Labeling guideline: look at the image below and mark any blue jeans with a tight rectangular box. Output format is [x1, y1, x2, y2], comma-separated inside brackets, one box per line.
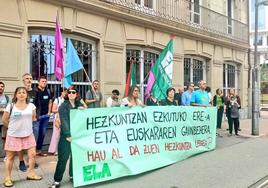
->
[34, 115, 50, 150]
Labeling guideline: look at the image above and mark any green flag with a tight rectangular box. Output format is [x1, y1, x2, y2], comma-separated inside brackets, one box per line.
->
[124, 61, 137, 96]
[130, 62, 136, 86]
[151, 39, 174, 100]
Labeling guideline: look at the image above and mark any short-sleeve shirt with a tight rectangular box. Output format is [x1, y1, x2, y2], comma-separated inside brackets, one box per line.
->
[181, 91, 192, 106]
[191, 90, 210, 107]
[27, 89, 36, 104]
[35, 88, 52, 116]
[86, 89, 102, 108]
[53, 96, 64, 108]
[106, 97, 121, 107]
[0, 95, 9, 125]
[5, 103, 36, 137]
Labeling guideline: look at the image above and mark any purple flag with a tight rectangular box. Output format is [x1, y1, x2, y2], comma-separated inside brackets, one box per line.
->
[54, 15, 64, 80]
[145, 62, 155, 101]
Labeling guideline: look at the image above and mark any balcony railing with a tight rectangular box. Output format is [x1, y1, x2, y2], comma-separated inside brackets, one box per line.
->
[102, 0, 248, 43]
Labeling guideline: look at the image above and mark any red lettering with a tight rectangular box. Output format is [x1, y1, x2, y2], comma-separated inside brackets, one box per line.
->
[87, 150, 106, 162]
[129, 145, 140, 156]
[112, 148, 123, 159]
[143, 144, 160, 154]
[165, 142, 192, 151]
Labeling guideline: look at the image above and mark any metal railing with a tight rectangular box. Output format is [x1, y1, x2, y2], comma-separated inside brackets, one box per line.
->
[103, 0, 248, 42]
[29, 35, 95, 100]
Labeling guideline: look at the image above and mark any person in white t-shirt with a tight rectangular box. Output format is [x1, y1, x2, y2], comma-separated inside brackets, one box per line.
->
[121, 86, 144, 107]
[106, 89, 121, 107]
[2, 87, 42, 187]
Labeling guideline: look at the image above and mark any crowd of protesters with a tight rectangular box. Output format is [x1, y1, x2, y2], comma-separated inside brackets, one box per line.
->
[0, 74, 242, 187]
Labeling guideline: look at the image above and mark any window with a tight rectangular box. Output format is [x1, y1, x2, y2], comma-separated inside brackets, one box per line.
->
[184, 57, 207, 87]
[253, 36, 263, 46]
[189, 0, 201, 24]
[134, 0, 155, 15]
[126, 48, 159, 101]
[135, 0, 153, 9]
[227, 0, 233, 34]
[29, 33, 97, 99]
[223, 63, 239, 96]
[258, 36, 263, 46]
[250, 0, 265, 30]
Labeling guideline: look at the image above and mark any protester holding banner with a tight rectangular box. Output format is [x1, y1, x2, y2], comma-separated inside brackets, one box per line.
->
[160, 87, 177, 106]
[50, 87, 84, 188]
[2, 87, 42, 187]
[146, 93, 159, 106]
[174, 86, 184, 106]
[121, 86, 144, 107]
[181, 83, 194, 106]
[224, 88, 241, 136]
[106, 89, 121, 107]
[191, 80, 210, 107]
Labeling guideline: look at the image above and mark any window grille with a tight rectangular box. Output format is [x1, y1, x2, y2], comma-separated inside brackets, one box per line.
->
[29, 34, 96, 99]
[126, 48, 159, 101]
[223, 63, 239, 96]
[184, 57, 207, 87]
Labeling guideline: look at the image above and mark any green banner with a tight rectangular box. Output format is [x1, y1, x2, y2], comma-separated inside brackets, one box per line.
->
[70, 106, 217, 187]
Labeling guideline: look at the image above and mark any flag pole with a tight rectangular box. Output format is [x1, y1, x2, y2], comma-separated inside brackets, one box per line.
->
[124, 59, 134, 97]
[61, 79, 64, 89]
[82, 67, 96, 96]
[82, 67, 92, 85]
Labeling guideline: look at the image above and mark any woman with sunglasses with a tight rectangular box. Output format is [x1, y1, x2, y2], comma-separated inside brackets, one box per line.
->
[50, 87, 85, 188]
[121, 86, 144, 107]
[2, 87, 42, 187]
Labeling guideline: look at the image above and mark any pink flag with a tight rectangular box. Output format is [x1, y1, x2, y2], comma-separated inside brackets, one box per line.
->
[145, 62, 155, 101]
[54, 15, 64, 80]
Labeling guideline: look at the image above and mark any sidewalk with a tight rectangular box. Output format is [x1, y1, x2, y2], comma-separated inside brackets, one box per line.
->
[0, 113, 268, 188]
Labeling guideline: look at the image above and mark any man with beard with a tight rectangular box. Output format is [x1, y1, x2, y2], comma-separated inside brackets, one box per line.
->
[85, 80, 103, 108]
[191, 80, 210, 107]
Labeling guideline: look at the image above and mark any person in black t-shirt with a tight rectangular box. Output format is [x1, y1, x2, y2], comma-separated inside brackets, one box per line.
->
[34, 76, 52, 155]
[160, 87, 177, 106]
[174, 86, 184, 106]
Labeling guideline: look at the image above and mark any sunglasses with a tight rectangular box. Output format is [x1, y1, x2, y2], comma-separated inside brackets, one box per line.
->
[68, 91, 77, 94]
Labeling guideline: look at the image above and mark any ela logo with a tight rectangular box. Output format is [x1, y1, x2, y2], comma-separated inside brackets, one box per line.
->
[83, 163, 111, 181]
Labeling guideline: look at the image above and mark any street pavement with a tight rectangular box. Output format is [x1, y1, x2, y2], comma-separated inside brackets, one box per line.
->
[1, 111, 268, 188]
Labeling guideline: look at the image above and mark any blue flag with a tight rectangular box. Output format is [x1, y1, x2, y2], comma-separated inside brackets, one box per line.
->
[64, 75, 73, 89]
[64, 38, 83, 88]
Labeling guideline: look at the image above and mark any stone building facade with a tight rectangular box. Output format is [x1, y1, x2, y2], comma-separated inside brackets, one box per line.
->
[0, 0, 250, 117]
